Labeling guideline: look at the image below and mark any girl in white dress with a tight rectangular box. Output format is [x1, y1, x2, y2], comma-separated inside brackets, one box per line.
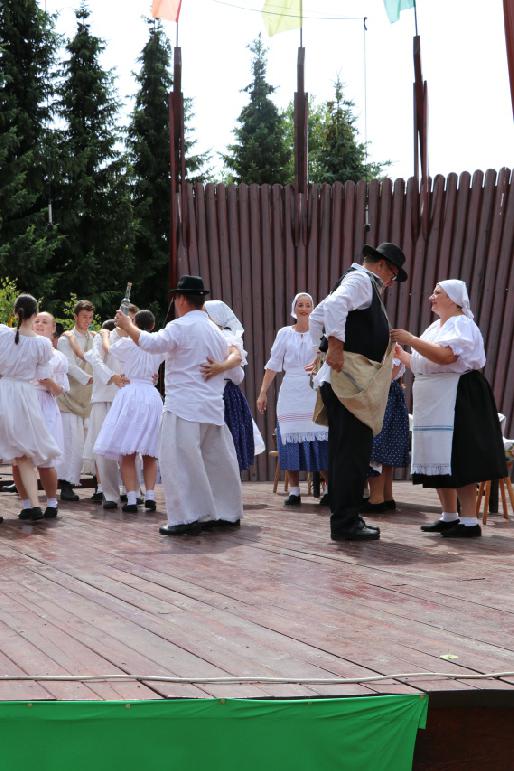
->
[0, 295, 61, 522]
[94, 310, 164, 513]
[13, 312, 70, 519]
[257, 293, 329, 506]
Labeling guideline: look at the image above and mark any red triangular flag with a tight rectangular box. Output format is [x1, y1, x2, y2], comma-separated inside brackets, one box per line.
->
[151, 0, 182, 22]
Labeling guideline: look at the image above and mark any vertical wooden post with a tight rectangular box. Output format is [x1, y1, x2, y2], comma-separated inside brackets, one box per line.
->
[168, 46, 186, 319]
[294, 46, 308, 195]
[413, 35, 429, 238]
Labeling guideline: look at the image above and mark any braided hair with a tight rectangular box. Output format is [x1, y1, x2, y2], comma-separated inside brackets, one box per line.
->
[14, 294, 38, 344]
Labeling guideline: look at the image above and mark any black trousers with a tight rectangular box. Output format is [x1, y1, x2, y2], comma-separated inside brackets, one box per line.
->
[321, 383, 373, 535]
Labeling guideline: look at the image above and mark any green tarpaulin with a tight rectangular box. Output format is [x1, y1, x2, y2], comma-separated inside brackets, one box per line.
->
[0, 695, 428, 770]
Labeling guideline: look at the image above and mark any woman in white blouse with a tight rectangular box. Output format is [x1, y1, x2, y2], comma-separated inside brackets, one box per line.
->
[392, 280, 506, 538]
[257, 293, 328, 506]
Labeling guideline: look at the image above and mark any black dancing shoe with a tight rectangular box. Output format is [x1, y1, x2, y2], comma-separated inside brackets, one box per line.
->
[420, 518, 459, 533]
[284, 494, 301, 506]
[159, 522, 201, 536]
[120, 493, 128, 503]
[319, 493, 330, 507]
[18, 508, 33, 520]
[102, 496, 118, 510]
[44, 506, 58, 519]
[2, 483, 17, 493]
[144, 499, 156, 512]
[360, 500, 388, 513]
[383, 499, 396, 510]
[206, 519, 241, 529]
[30, 507, 44, 521]
[441, 523, 482, 538]
[122, 503, 139, 513]
[60, 484, 79, 502]
[331, 524, 381, 542]
[91, 490, 103, 503]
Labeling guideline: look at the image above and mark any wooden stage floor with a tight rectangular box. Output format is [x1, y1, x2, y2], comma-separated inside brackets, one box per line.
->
[0, 480, 513, 702]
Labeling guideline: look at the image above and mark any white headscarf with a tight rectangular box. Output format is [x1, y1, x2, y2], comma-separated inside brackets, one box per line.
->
[437, 280, 474, 319]
[290, 292, 314, 319]
[204, 300, 243, 334]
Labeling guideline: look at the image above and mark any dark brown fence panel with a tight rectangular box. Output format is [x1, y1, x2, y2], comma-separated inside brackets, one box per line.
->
[179, 170, 514, 479]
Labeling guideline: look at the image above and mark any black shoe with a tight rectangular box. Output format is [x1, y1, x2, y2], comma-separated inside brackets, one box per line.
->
[60, 484, 79, 502]
[2, 483, 17, 493]
[159, 522, 201, 536]
[122, 503, 139, 513]
[102, 496, 118, 510]
[357, 515, 380, 532]
[284, 494, 301, 506]
[332, 524, 380, 542]
[145, 499, 156, 511]
[421, 518, 459, 533]
[203, 518, 240, 529]
[319, 493, 330, 507]
[120, 494, 128, 503]
[383, 499, 396, 510]
[0, 516, 3, 523]
[30, 507, 44, 522]
[18, 508, 33, 520]
[44, 506, 58, 519]
[441, 523, 482, 538]
[91, 490, 103, 503]
[360, 500, 387, 513]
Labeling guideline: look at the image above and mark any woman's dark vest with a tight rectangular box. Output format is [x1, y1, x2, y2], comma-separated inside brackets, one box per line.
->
[319, 267, 389, 362]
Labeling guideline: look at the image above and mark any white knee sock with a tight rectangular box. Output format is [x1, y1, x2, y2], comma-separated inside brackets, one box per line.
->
[289, 486, 300, 497]
[127, 490, 138, 505]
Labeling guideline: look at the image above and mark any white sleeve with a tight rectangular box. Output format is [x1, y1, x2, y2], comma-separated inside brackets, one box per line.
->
[84, 334, 115, 386]
[55, 353, 70, 393]
[323, 272, 373, 342]
[57, 336, 91, 385]
[138, 322, 179, 355]
[265, 328, 288, 372]
[35, 338, 53, 380]
[309, 301, 326, 348]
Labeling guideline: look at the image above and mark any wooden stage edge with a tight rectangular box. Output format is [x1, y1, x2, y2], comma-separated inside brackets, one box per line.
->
[0, 479, 513, 768]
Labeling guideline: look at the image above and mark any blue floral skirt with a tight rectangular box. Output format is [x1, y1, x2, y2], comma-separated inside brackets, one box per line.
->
[371, 379, 410, 468]
[277, 425, 328, 472]
[224, 381, 255, 471]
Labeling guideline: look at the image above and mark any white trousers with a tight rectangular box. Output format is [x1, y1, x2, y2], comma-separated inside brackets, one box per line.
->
[85, 402, 121, 503]
[57, 412, 86, 485]
[159, 412, 242, 527]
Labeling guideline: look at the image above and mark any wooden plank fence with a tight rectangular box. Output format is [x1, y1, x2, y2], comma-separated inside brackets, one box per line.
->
[176, 170, 514, 481]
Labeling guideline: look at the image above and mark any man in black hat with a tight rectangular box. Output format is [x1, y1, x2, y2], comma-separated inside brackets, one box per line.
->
[115, 275, 243, 535]
[309, 243, 408, 542]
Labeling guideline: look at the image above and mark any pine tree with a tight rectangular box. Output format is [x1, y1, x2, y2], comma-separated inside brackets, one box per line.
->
[0, 0, 60, 298]
[223, 35, 290, 185]
[309, 77, 389, 183]
[51, 2, 133, 317]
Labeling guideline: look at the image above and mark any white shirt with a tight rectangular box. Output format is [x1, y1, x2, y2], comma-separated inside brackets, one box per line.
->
[266, 326, 318, 373]
[309, 263, 381, 385]
[411, 316, 486, 376]
[110, 337, 164, 382]
[57, 329, 95, 385]
[84, 332, 123, 404]
[34, 348, 70, 394]
[0, 325, 53, 380]
[137, 310, 229, 425]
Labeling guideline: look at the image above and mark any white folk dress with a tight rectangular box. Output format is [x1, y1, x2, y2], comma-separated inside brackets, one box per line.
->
[93, 337, 164, 460]
[410, 315, 506, 486]
[266, 326, 328, 471]
[34, 348, 69, 468]
[0, 325, 61, 467]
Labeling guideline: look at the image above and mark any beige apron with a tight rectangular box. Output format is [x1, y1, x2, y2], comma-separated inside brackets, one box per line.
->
[57, 332, 94, 419]
[313, 343, 394, 436]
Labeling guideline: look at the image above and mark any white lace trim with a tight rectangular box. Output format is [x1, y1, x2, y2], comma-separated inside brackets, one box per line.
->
[281, 431, 328, 444]
[412, 464, 452, 476]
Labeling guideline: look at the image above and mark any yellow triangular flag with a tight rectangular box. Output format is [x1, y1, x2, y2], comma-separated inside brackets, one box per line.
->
[262, 0, 302, 37]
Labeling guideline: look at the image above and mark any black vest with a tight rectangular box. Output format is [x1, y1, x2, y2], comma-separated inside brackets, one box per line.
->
[342, 268, 389, 362]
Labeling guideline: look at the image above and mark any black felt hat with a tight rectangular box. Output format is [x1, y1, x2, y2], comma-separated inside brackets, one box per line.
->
[169, 275, 210, 295]
[362, 242, 408, 283]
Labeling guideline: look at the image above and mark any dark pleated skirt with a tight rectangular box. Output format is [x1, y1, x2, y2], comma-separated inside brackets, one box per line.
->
[412, 370, 507, 488]
[371, 379, 410, 468]
[224, 381, 255, 471]
[277, 425, 329, 472]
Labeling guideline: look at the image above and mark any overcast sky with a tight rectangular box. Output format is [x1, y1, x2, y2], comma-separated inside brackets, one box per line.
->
[42, 0, 514, 180]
